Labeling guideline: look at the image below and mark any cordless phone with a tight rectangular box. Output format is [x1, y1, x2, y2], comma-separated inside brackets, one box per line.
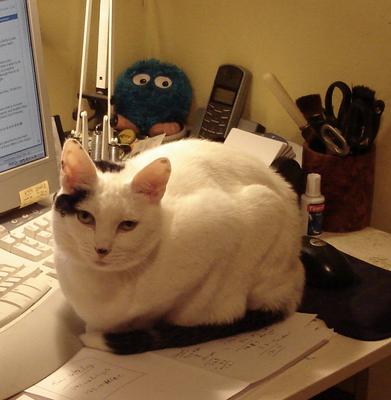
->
[198, 64, 251, 141]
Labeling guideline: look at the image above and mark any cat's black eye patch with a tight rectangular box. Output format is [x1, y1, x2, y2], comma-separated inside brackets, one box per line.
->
[54, 190, 88, 216]
[76, 210, 95, 226]
[118, 220, 138, 232]
[94, 160, 125, 173]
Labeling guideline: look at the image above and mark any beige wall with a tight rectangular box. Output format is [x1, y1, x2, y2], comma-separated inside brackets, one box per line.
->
[37, 0, 391, 233]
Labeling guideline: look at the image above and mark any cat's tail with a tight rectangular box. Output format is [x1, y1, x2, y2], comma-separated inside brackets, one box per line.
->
[271, 157, 305, 199]
[81, 309, 286, 355]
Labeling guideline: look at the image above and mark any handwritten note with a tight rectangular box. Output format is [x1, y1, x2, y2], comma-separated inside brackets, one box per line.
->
[34, 357, 144, 399]
[26, 313, 332, 400]
[323, 228, 391, 271]
[27, 349, 248, 400]
[19, 181, 50, 207]
[157, 314, 333, 382]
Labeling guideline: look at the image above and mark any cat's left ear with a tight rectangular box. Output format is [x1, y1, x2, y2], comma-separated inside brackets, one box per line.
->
[131, 158, 171, 203]
[60, 139, 98, 193]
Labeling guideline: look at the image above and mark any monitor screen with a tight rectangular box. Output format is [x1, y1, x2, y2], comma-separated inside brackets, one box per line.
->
[0, 0, 46, 173]
[0, 0, 59, 214]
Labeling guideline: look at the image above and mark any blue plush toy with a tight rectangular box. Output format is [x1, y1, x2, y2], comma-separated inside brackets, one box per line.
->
[113, 59, 192, 137]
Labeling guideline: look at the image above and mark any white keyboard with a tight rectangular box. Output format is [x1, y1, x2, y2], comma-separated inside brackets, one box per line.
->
[0, 208, 83, 400]
[0, 212, 57, 328]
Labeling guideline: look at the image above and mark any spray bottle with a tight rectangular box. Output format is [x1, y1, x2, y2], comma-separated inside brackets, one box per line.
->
[301, 173, 325, 236]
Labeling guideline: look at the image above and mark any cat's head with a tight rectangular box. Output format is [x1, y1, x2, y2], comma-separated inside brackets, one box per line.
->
[53, 139, 171, 272]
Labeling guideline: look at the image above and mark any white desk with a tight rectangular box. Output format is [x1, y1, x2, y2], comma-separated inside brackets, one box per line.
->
[235, 227, 391, 400]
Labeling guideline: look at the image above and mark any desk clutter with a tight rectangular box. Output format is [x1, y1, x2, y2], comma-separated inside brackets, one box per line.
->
[296, 81, 384, 157]
[298, 81, 383, 232]
[263, 73, 384, 233]
[24, 313, 333, 400]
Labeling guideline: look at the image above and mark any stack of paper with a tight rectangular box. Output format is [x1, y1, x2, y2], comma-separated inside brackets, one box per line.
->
[23, 313, 333, 400]
[224, 128, 296, 166]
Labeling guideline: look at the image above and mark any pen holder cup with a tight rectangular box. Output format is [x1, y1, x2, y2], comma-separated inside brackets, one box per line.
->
[302, 143, 375, 232]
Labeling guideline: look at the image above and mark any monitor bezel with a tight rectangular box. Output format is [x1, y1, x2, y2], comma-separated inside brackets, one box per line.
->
[0, 0, 59, 215]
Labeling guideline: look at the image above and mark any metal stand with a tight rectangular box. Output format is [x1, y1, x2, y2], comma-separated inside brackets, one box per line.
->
[71, 0, 116, 161]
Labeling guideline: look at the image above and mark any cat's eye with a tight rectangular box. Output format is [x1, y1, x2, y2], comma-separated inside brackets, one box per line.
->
[132, 73, 150, 86]
[118, 220, 138, 232]
[154, 76, 172, 89]
[76, 210, 95, 226]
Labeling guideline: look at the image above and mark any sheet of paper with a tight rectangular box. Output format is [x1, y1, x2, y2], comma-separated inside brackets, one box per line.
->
[26, 348, 247, 400]
[224, 128, 287, 166]
[27, 313, 332, 400]
[157, 313, 333, 382]
[323, 227, 391, 271]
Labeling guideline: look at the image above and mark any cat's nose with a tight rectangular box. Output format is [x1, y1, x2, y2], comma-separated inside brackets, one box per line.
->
[95, 247, 111, 257]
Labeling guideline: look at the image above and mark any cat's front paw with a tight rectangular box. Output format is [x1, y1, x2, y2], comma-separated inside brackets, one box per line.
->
[80, 331, 110, 352]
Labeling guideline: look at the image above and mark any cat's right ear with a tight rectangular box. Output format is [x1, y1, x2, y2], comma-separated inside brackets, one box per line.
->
[131, 158, 171, 203]
[60, 139, 97, 193]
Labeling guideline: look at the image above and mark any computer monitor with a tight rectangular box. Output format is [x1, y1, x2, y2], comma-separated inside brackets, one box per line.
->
[0, 0, 59, 215]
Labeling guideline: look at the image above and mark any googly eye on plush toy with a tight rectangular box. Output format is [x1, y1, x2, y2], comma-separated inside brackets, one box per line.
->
[112, 59, 193, 139]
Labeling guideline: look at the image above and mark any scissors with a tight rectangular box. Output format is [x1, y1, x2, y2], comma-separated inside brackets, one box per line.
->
[324, 81, 352, 129]
[319, 123, 350, 156]
[324, 81, 385, 153]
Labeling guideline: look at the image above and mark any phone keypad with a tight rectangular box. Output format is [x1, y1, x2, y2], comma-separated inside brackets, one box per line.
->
[199, 102, 231, 139]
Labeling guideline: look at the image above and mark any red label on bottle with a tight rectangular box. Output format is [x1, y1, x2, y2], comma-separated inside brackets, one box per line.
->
[307, 203, 325, 213]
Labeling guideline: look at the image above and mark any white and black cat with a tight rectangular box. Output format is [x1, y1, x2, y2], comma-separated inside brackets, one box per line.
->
[53, 138, 304, 354]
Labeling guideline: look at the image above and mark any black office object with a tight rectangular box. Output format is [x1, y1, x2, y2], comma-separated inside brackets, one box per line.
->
[198, 64, 251, 141]
[324, 81, 385, 154]
[324, 80, 352, 129]
[300, 236, 358, 289]
[300, 246, 391, 341]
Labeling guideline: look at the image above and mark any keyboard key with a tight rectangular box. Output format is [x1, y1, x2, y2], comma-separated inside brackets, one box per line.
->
[34, 242, 53, 258]
[0, 210, 55, 330]
[23, 224, 40, 238]
[0, 282, 14, 289]
[35, 231, 52, 244]
[10, 232, 26, 242]
[0, 235, 17, 252]
[43, 256, 55, 269]
[5, 277, 22, 284]
[12, 284, 41, 299]
[24, 276, 50, 292]
[46, 270, 58, 279]
[14, 265, 40, 279]
[11, 243, 43, 261]
[22, 237, 41, 248]
[0, 282, 50, 328]
[0, 225, 8, 238]
[0, 301, 19, 327]
[34, 219, 50, 229]
[2, 292, 31, 308]
[0, 265, 18, 273]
